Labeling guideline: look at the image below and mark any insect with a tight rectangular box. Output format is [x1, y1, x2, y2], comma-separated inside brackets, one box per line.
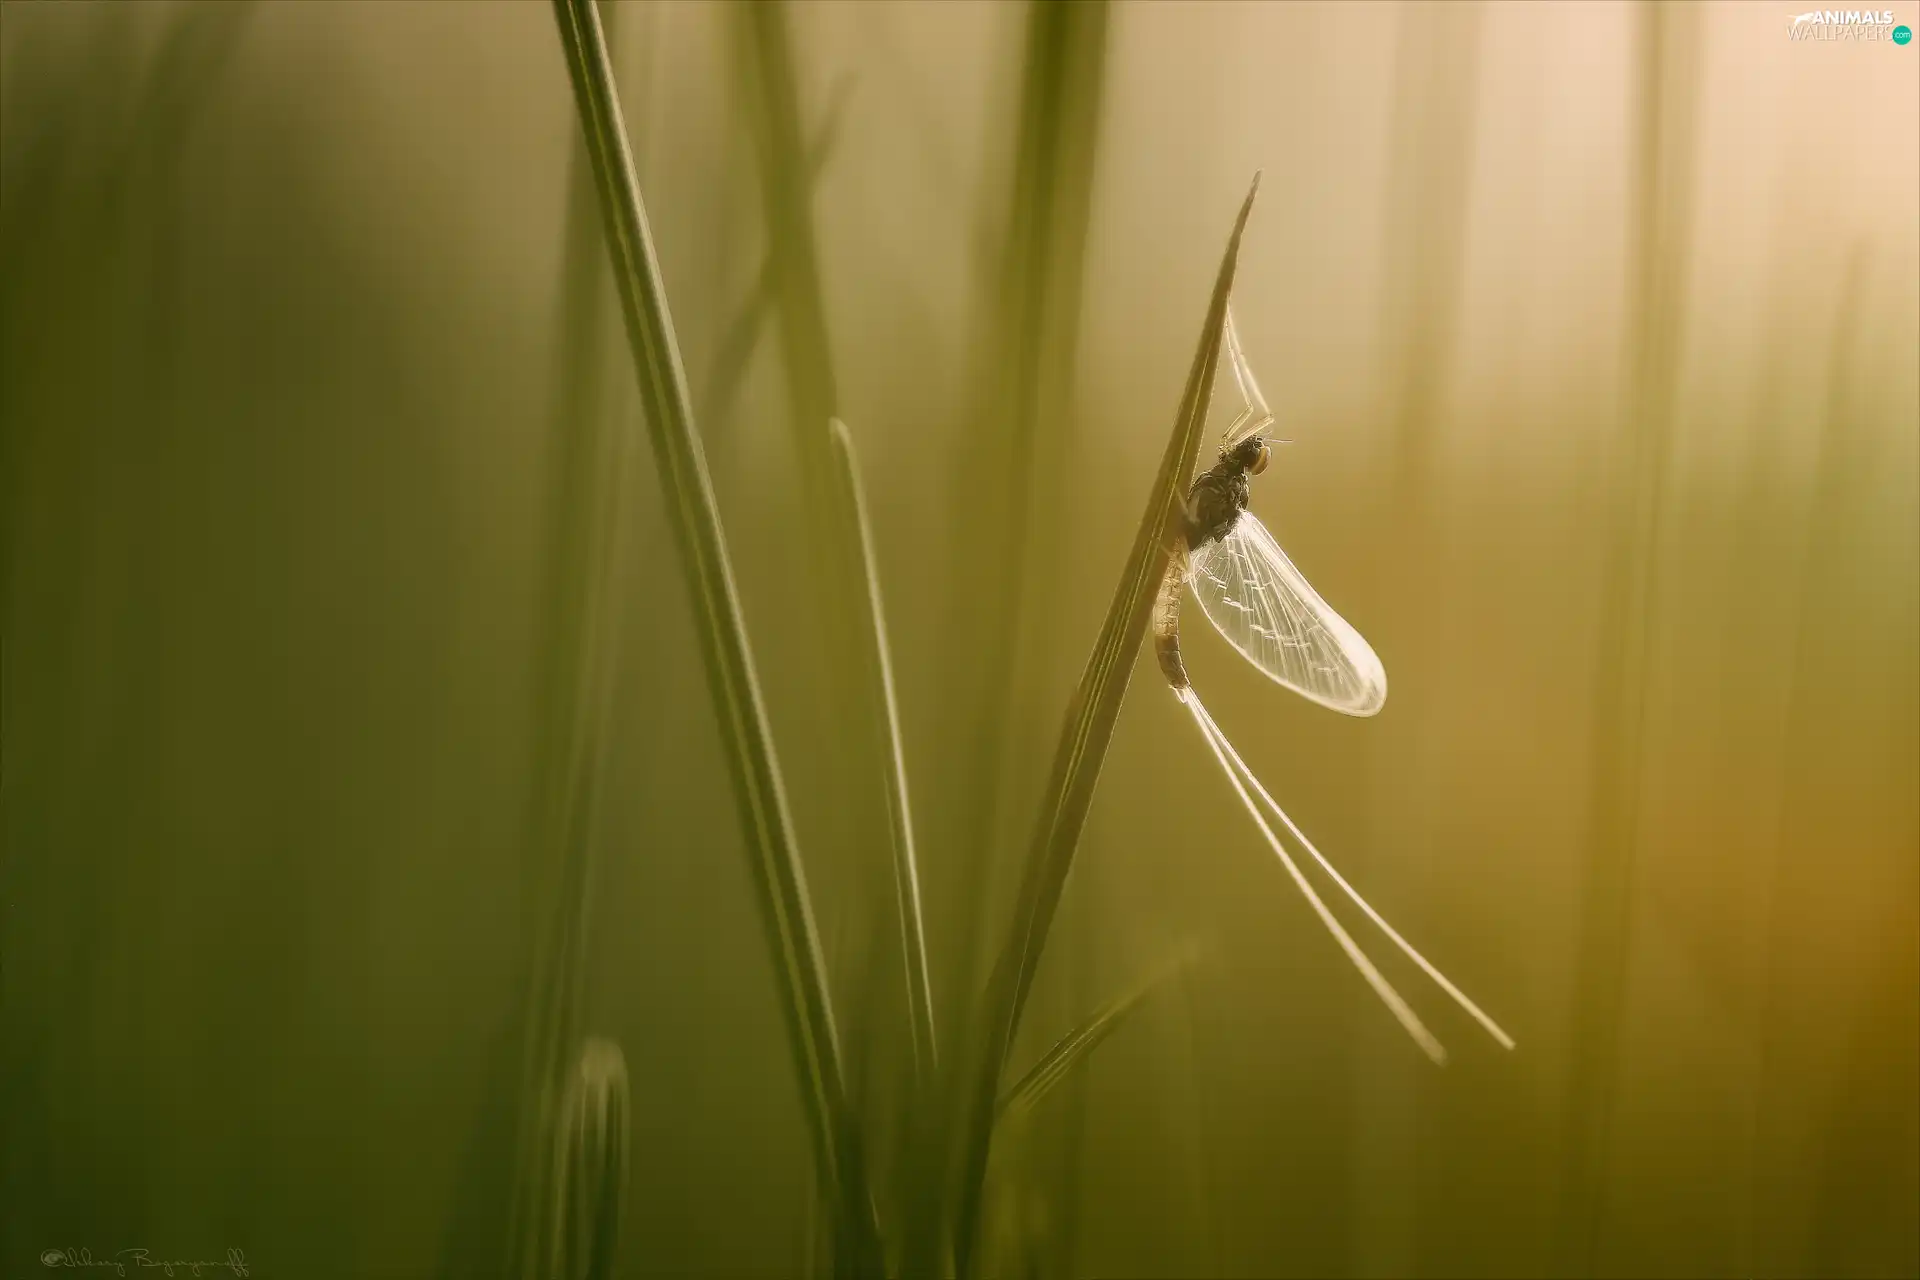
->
[1157, 307, 1511, 1064]
[1154, 309, 1386, 715]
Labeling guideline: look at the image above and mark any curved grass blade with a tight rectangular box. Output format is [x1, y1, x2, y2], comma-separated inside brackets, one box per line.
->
[950, 173, 1262, 1279]
[997, 943, 1201, 1122]
[549, 2, 880, 1271]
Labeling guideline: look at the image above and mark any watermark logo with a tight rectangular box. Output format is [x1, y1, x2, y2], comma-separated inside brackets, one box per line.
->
[38, 1246, 250, 1277]
[1781, 8, 1904, 37]
[1787, 9, 1907, 39]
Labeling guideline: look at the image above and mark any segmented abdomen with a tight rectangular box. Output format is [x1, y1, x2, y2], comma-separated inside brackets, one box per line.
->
[1153, 547, 1191, 693]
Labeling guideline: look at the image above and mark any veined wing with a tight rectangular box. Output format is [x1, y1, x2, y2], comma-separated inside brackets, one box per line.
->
[1188, 512, 1388, 716]
[1219, 306, 1273, 449]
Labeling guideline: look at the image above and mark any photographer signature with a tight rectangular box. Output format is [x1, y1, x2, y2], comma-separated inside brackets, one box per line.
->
[39, 1247, 250, 1277]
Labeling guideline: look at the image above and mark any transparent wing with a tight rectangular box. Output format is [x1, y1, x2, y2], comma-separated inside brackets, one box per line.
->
[1219, 306, 1273, 449]
[1188, 512, 1388, 716]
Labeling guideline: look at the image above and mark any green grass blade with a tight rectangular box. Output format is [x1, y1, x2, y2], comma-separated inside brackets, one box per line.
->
[736, 8, 894, 1082]
[941, 0, 1111, 1028]
[1554, 4, 1702, 1271]
[548, 1037, 632, 1280]
[508, 5, 632, 1271]
[829, 418, 939, 1082]
[949, 173, 1261, 1279]
[738, 1, 841, 509]
[701, 72, 855, 436]
[548, 2, 881, 1271]
[829, 415, 943, 1278]
[996, 944, 1200, 1122]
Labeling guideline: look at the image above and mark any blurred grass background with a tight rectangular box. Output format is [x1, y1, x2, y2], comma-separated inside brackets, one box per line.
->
[2, 2, 1915, 1277]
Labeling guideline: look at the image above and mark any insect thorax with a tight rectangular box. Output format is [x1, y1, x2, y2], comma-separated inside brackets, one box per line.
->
[1185, 457, 1251, 550]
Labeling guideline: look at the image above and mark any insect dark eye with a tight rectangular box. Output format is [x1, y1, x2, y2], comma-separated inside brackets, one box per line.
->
[1250, 442, 1270, 475]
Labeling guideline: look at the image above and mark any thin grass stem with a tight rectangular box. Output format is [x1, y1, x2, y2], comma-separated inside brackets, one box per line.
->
[829, 418, 938, 1081]
[549, 2, 880, 1270]
[997, 943, 1199, 1121]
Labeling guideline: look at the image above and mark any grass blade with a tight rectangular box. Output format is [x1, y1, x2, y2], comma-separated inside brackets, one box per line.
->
[909, 12, 1114, 1271]
[548, 1037, 632, 1280]
[997, 944, 1200, 1122]
[941, 0, 1111, 1028]
[1555, 4, 1701, 1270]
[507, 6, 633, 1271]
[548, 2, 881, 1270]
[949, 173, 1262, 1279]
[738, 1, 842, 513]
[701, 71, 855, 436]
[830, 416, 942, 1277]
[829, 418, 938, 1082]
[736, 8, 893, 1084]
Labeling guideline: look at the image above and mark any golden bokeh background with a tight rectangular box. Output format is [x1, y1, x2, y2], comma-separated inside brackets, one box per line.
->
[3, 3, 1914, 1277]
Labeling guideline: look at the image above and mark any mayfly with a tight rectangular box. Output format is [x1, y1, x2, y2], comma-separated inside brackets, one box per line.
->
[1155, 307, 1513, 1064]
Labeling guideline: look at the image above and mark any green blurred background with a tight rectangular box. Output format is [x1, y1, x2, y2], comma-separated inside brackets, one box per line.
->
[3, 2, 1915, 1277]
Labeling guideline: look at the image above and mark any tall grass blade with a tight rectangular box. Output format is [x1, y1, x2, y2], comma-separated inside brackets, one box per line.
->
[905, 12, 1113, 1271]
[1555, 4, 1700, 1270]
[549, 2, 881, 1271]
[829, 418, 938, 1081]
[997, 944, 1200, 1122]
[508, 6, 632, 1272]
[1350, 7, 1485, 1266]
[735, 3, 860, 688]
[1751, 246, 1877, 1273]
[0, 0, 251, 734]
[702, 72, 855, 436]
[949, 173, 1262, 1279]
[830, 416, 942, 1278]
[942, 0, 1111, 1029]
[736, 6, 892, 1073]
[737, 1, 842, 517]
[736, 13, 928, 1258]
[548, 1037, 632, 1280]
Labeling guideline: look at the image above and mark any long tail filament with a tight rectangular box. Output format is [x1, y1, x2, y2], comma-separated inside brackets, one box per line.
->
[1180, 687, 1515, 1062]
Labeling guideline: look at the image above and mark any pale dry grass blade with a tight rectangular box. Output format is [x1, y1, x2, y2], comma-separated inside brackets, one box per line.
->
[949, 174, 1262, 1280]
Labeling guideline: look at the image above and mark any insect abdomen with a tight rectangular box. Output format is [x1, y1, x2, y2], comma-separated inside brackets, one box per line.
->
[1153, 550, 1190, 694]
